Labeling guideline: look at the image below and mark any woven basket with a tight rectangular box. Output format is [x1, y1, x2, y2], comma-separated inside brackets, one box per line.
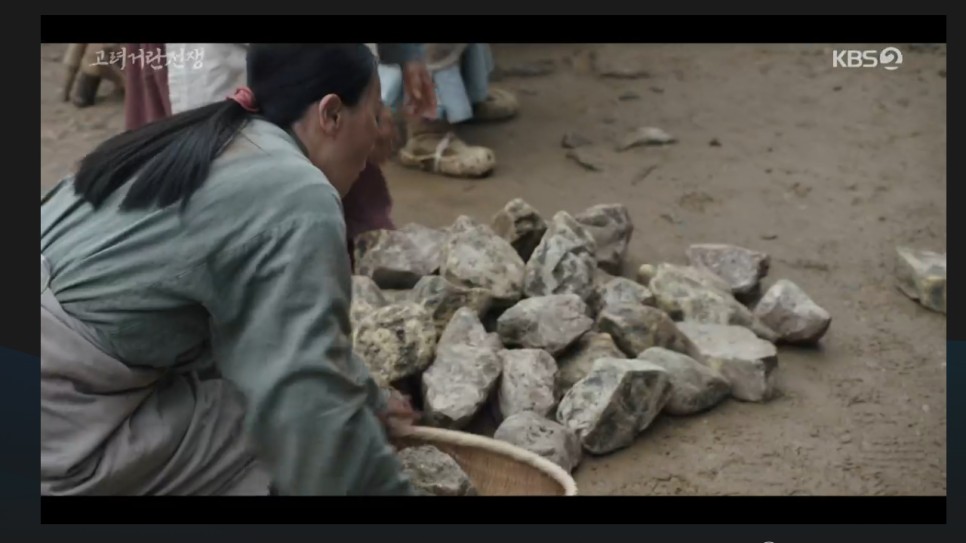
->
[391, 425, 578, 496]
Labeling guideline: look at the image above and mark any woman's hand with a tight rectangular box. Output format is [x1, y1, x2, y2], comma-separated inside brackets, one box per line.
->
[402, 61, 438, 119]
[378, 388, 420, 436]
[370, 104, 398, 165]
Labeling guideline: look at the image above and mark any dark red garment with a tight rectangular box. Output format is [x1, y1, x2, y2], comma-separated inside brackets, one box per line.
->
[122, 43, 172, 131]
[343, 161, 396, 269]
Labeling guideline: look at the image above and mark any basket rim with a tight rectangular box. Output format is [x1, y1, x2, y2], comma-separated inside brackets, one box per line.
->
[394, 425, 579, 496]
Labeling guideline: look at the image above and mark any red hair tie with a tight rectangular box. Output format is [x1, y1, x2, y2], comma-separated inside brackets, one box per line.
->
[228, 86, 259, 112]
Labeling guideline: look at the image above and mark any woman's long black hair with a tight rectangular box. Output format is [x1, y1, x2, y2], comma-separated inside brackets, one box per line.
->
[72, 44, 377, 211]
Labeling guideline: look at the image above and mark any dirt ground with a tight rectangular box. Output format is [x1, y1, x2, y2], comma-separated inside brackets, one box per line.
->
[40, 43, 947, 496]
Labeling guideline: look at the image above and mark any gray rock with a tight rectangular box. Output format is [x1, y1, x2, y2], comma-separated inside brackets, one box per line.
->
[448, 214, 485, 235]
[497, 349, 558, 420]
[591, 276, 655, 315]
[399, 223, 447, 271]
[381, 288, 414, 305]
[556, 358, 672, 454]
[555, 332, 627, 398]
[597, 304, 695, 358]
[895, 246, 946, 313]
[437, 307, 490, 350]
[676, 322, 778, 402]
[638, 262, 731, 295]
[574, 204, 633, 274]
[351, 274, 386, 306]
[497, 294, 594, 356]
[638, 347, 731, 415]
[491, 198, 548, 262]
[493, 411, 582, 472]
[350, 275, 387, 329]
[485, 332, 504, 352]
[524, 211, 598, 301]
[422, 308, 502, 429]
[753, 279, 831, 343]
[440, 215, 526, 304]
[411, 276, 493, 336]
[686, 243, 770, 295]
[422, 345, 502, 430]
[643, 263, 778, 342]
[353, 304, 437, 387]
[397, 445, 477, 496]
[353, 228, 439, 289]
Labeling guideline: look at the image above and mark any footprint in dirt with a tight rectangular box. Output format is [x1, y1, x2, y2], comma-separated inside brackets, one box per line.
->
[790, 182, 812, 198]
[678, 191, 716, 213]
[491, 59, 556, 80]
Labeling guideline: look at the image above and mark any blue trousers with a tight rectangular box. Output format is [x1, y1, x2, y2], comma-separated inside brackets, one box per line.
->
[379, 44, 494, 124]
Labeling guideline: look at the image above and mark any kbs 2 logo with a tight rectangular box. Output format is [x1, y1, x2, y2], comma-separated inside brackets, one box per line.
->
[832, 47, 904, 70]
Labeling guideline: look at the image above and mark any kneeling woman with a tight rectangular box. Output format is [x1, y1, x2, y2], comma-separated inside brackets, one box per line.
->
[41, 45, 419, 495]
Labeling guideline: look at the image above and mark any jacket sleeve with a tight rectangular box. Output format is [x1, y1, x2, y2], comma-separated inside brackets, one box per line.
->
[362, 353, 389, 413]
[376, 43, 424, 66]
[205, 185, 414, 496]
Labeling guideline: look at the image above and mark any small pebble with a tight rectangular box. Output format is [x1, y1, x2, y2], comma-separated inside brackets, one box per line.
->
[660, 213, 680, 225]
[566, 148, 605, 172]
[618, 126, 676, 151]
[709, 138, 722, 147]
[561, 131, 592, 149]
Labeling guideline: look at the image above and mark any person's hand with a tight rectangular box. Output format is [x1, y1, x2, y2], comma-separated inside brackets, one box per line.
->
[369, 104, 398, 165]
[402, 61, 438, 120]
[378, 388, 420, 436]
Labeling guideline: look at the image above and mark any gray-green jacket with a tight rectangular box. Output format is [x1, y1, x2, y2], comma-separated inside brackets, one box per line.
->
[40, 118, 415, 495]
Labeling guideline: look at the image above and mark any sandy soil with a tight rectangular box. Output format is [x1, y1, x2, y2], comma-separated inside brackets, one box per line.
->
[40, 43, 947, 496]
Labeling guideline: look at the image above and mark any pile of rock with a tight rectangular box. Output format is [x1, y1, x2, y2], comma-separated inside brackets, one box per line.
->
[350, 199, 832, 481]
